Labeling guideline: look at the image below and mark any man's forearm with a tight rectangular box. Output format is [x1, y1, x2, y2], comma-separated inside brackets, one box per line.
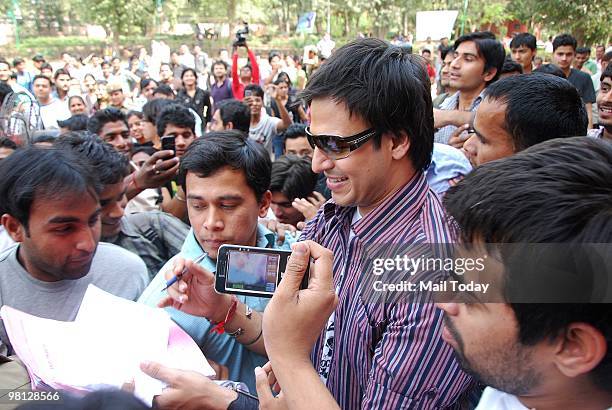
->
[223, 302, 267, 356]
[271, 358, 339, 410]
[586, 103, 593, 129]
[434, 109, 472, 128]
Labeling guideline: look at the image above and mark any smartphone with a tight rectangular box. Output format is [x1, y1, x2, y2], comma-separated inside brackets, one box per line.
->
[161, 135, 176, 155]
[244, 89, 253, 97]
[215, 244, 309, 298]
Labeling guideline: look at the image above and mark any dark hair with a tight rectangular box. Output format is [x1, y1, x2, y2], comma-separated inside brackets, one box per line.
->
[212, 60, 228, 71]
[601, 64, 612, 82]
[111, 56, 121, 63]
[142, 98, 174, 123]
[156, 103, 195, 137]
[55, 131, 129, 185]
[283, 123, 307, 140]
[576, 46, 590, 55]
[179, 130, 271, 201]
[181, 67, 198, 81]
[140, 78, 158, 91]
[31, 130, 60, 143]
[421, 48, 431, 55]
[160, 62, 172, 71]
[0, 59, 9, 69]
[270, 155, 318, 201]
[454, 31, 506, 85]
[68, 95, 86, 107]
[40, 62, 53, 72]
[533, 63, 566, 78]
[87, 107, 128, 135]
[32, 54, 45, 63]
[276, 71, 292, 87]
[153, 84, 174, 97]
[84, 73, 96, 83]
[132, 145, 157, 157]
[58, 114, 89, 131]
[500, 56, 523, 76]
[0, 137, 17, 150]
[244, 84, 264, 98]
[32, 74, 52, 86]
[127, 110, 144, 121]
[268, 51, 281, 64]
[0, 82, 12, 103]
[483, 74, 587, 150]
[299, 38, 434, 171]
[603, 51, 612, 64]
[217, 99, 250, 133]
[12, 58, 24, 66]
[440, 46, 454, 61]
[553, 34, 577, 52]
[509, 33, 536, 51]
[0, 146, 101, 230]
[444, 137, 612, 394]
[53, 68, 71, 81]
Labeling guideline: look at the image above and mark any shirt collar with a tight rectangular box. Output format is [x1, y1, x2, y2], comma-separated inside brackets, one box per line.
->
[322, 171, 430, 238]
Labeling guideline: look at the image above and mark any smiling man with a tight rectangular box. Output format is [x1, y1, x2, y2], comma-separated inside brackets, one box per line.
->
[588, 64, 612, 141]
[0, 147, 147, 355]
[434, 31, 505, 144]
[440, 137, 612, 410]
[87, 107, 132, 157]
[461, 73, 587, 166]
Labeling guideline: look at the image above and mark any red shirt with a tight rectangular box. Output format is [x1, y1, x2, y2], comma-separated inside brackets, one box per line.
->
[232, 49, 260, 100]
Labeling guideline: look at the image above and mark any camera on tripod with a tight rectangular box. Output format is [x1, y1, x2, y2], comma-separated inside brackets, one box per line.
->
[234, 21, 249, 47]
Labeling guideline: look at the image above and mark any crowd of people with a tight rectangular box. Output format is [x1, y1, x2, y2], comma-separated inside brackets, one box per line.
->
[0, 28, 611, 410]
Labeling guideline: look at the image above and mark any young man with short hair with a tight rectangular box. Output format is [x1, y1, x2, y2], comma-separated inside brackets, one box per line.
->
[460, 74, 587, 166]
[210, 60, 233, 111]
[245, 84, 291, 158]
[270, 155, 320, 227]
[231, 42, 260, 100]
[53, 68, 71, 103]
[138, 131, 293, 393]
[440, 137, 612, 410]
[87, 107, 132, 156]
[209, 98, 250, 133]
[553, 34, 596, 129]
[575, 46, 598, 75]
[434, 31, 505, 144]
[32, 74, 71, 129]
[509, 32, 537, 74]
[0, 147, 148, 355]
[588, 64, 612, 141]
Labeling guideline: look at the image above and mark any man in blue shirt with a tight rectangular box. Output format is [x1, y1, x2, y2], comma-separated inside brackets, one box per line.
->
[138, 130, 293, 391]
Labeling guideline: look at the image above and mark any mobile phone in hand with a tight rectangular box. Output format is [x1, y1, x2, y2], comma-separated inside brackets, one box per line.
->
[161, 135, 176, 155]
[215, 244, 310, 298]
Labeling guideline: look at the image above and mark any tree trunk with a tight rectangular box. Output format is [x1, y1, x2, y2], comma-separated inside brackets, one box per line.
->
[113, 29, 120, 54]
[343, 9, 349, 36]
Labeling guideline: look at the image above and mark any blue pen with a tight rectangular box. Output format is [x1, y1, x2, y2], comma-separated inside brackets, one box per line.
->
[162, 253, 208, 291]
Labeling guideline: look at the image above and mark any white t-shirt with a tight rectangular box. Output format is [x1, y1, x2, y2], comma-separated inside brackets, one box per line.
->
[475, 388, 530, 410]
[249, 113, 281, 158]
[39, 98, 70, 129]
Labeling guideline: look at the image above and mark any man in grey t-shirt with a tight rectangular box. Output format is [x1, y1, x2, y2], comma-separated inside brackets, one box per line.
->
[0, 147, 148, 355]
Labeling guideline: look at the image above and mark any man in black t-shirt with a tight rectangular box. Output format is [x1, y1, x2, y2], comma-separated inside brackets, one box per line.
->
[552, 34, 596, 129]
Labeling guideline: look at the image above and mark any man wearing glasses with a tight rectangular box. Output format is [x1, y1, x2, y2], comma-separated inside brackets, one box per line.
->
[296, 37, 475, 408]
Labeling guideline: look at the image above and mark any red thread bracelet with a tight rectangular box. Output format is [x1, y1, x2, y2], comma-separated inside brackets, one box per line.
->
[210, 296, 238, 334]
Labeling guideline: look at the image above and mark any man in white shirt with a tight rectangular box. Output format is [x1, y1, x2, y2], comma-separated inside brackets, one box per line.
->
[32, 75, 70, 129]
[244, 84, 291, 159]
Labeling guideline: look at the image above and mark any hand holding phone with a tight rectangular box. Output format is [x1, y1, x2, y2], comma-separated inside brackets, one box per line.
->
[161, 135, 176, 156]
[215, 245, 310, 298]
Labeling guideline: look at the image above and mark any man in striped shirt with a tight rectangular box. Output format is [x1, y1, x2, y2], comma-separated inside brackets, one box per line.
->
[296, 38, 475, 408]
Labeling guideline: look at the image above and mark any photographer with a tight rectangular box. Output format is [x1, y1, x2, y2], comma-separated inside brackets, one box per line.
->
[231, 29, 260, 100]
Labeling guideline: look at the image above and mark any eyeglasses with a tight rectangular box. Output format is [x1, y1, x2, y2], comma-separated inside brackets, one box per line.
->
[305, 127, 378, 160]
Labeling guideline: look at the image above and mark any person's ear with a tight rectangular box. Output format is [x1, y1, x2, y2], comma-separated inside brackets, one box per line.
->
[483, 67, 498, 83]
[390, 131, 410, 160]
[1, 214, 26, 242]
[258, 190, 272, 218]
[553, 322, 607, 378]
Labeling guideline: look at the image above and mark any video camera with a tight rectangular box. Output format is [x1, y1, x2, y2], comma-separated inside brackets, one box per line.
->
[234, 21, 249, 47]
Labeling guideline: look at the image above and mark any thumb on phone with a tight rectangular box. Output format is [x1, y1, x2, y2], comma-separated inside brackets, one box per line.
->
[279, 242, 310, 294]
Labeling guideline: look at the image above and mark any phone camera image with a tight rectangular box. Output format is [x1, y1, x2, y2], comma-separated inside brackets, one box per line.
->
[226, 250, 279, 295]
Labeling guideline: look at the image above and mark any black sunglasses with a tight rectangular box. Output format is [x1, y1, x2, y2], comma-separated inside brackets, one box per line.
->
[305, 127, 378, 159]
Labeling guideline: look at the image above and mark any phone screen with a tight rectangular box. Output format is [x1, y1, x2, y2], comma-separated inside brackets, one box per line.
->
[225, 250, 280, 295]
[244, 90, 253, 97]
[161, 135, 176, 155]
